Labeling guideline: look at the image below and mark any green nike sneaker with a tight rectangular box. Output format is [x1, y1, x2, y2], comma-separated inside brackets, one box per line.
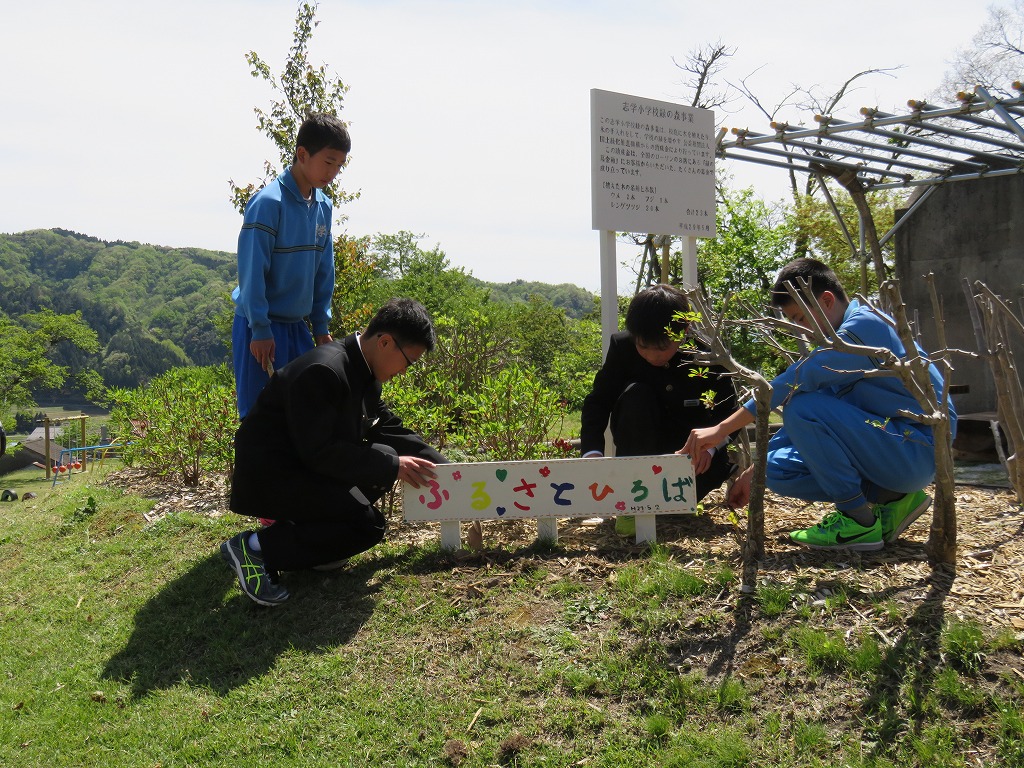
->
[790, 510, 883, 552]
[880, 490, 931, 544]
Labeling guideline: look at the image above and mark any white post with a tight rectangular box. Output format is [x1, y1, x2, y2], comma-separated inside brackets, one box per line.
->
[439, 521, 461, 550]
[599, 229, 618, 356]
[680, 235, 698, 292]
[599, 229, 617, 457]
[537, 517, 558, 543]
[635, 514, 657, 544]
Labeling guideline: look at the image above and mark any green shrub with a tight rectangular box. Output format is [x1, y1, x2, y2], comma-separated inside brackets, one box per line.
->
[462, 364, 562, 461]
[108, 364, 237, 485]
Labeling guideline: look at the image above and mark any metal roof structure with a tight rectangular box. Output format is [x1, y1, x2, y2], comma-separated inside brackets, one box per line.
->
[716, 84, 1024, 194]
[710, 83, 1024, 285]
[629, 84, 1024, 316]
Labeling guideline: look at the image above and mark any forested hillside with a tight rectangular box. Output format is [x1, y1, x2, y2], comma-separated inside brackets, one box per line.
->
[469, 278, 598, 320]
[0, 229, 599, 398]
[0, 229, 234, 390]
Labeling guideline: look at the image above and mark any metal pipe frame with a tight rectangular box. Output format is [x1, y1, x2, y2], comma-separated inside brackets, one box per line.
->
[719, 91, 1024, 193]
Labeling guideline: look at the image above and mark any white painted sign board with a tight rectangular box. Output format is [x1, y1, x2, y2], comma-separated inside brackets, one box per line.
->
[403, 454, 696, 523]
[590, 88, 716, 237]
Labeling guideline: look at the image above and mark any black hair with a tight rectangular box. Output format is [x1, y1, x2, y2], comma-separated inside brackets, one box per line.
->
[770, 258, 848, 308]
[364, 298, 436, 352]
[295, 112, 351, 159]
[625, 284, 690, 343]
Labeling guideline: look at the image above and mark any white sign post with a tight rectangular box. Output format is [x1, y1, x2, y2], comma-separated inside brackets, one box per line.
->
[590, 89, 716, 351]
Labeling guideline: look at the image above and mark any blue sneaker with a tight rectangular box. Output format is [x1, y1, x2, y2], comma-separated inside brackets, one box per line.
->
[790, 510, 883, 552]
[880, 490, 931, 544]
[220, 532, 289, 606]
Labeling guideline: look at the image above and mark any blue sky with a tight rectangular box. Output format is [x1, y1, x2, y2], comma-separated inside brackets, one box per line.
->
[0, 0, 999, 291]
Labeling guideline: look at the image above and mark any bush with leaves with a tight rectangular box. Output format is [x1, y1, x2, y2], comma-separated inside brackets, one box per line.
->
[108, 365, 237, 486]
[461, 364, 564, 461]
[385, 363, 566, 463]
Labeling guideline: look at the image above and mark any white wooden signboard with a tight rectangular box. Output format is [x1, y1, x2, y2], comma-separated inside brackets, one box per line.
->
[403, 454, 696, 549]
[590, 88, 716, 237]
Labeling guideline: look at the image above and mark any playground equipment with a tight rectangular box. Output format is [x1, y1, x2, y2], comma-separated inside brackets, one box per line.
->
[39, 414, 121, 487]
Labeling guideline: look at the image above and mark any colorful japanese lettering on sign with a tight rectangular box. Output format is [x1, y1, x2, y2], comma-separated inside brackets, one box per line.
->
[403, 454, 696, 522]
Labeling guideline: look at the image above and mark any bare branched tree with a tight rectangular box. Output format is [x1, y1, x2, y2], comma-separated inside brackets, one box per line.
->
[940, 0, 1024, 100]
[672, 41, 738, 114]
[963, 279, 1024, 502]
[630, 43, 739, 289]
[680, 289, 773, 590]
[732, 67, 901, 204]
[685, 276, 962, 572]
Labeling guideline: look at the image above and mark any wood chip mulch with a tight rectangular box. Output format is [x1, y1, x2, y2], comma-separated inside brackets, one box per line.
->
[105, 468, 1024, 636]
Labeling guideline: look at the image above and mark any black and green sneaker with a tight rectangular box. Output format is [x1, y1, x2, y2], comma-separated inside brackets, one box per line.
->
[790, 509, 883, 552]
[220, 532, 290, 606]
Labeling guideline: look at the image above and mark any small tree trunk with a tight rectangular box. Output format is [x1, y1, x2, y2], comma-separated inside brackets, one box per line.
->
[833, 170, 887, 291]
[882, 281, 958, 565]
[925, 418, 958, 563]
[741, 384, 772, 590]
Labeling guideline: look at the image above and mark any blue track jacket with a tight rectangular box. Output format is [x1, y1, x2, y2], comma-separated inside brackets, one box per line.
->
[232, 167, 335, 341]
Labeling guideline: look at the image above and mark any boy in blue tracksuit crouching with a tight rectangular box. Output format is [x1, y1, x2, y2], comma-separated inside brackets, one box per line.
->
[232, 112, 351, 419]
[683, 257, 957, 551]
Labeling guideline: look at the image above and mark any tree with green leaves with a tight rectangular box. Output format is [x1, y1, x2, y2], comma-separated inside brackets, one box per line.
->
[228, 0, 358, 217]
[788, 184, 905, 296]
[693, 184, 793, 375]
[0, 310, 100, 420]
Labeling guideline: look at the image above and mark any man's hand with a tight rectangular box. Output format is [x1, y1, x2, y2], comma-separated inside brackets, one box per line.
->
[397, 456, 437, 489]
[726, 465, 753, 510]
[314, 333, 333, 346]
[250, 338, 275, 373]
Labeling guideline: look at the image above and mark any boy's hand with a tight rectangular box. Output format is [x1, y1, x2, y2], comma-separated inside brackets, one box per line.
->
[688, 447, 715, 475]
[397, 456, 437, 489]
[726, 466, 753, 510]
[679, 426, 724, 472]
[250, 339, 275, 373]
[314, 334, 333, 346]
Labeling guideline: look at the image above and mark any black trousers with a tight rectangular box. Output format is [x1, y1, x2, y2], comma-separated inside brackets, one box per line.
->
[232, 443, 396, 572]
[610, 382, 734, 503]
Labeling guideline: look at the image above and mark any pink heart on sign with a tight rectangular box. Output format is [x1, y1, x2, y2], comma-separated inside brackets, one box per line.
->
[652, 465, 663, 474]
[615, 501, 626, 511]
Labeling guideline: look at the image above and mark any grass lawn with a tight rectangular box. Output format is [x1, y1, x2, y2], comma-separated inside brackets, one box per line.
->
[1, 465, 1022, 767]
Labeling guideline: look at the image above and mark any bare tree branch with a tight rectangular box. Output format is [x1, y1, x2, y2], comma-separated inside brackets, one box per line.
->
[672, 41, 738, 113]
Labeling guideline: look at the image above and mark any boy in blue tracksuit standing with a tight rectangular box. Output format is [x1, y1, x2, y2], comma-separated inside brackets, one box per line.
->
[232, 112, 351, 419]
[683, 258, 957, 552]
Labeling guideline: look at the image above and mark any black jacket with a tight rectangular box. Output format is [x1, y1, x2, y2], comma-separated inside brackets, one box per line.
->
[231, 333, 442, 515]
[580, 331, 737, 456]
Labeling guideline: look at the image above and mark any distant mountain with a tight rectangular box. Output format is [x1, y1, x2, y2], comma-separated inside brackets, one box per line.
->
[468, 277, 598, 320]
[0, 229, 234, 390]
[0, 229, 599, 395]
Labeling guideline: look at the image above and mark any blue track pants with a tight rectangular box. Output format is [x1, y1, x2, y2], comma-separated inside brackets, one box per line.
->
[765, 391, 936, 512]
[232, 315, 315, 419]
